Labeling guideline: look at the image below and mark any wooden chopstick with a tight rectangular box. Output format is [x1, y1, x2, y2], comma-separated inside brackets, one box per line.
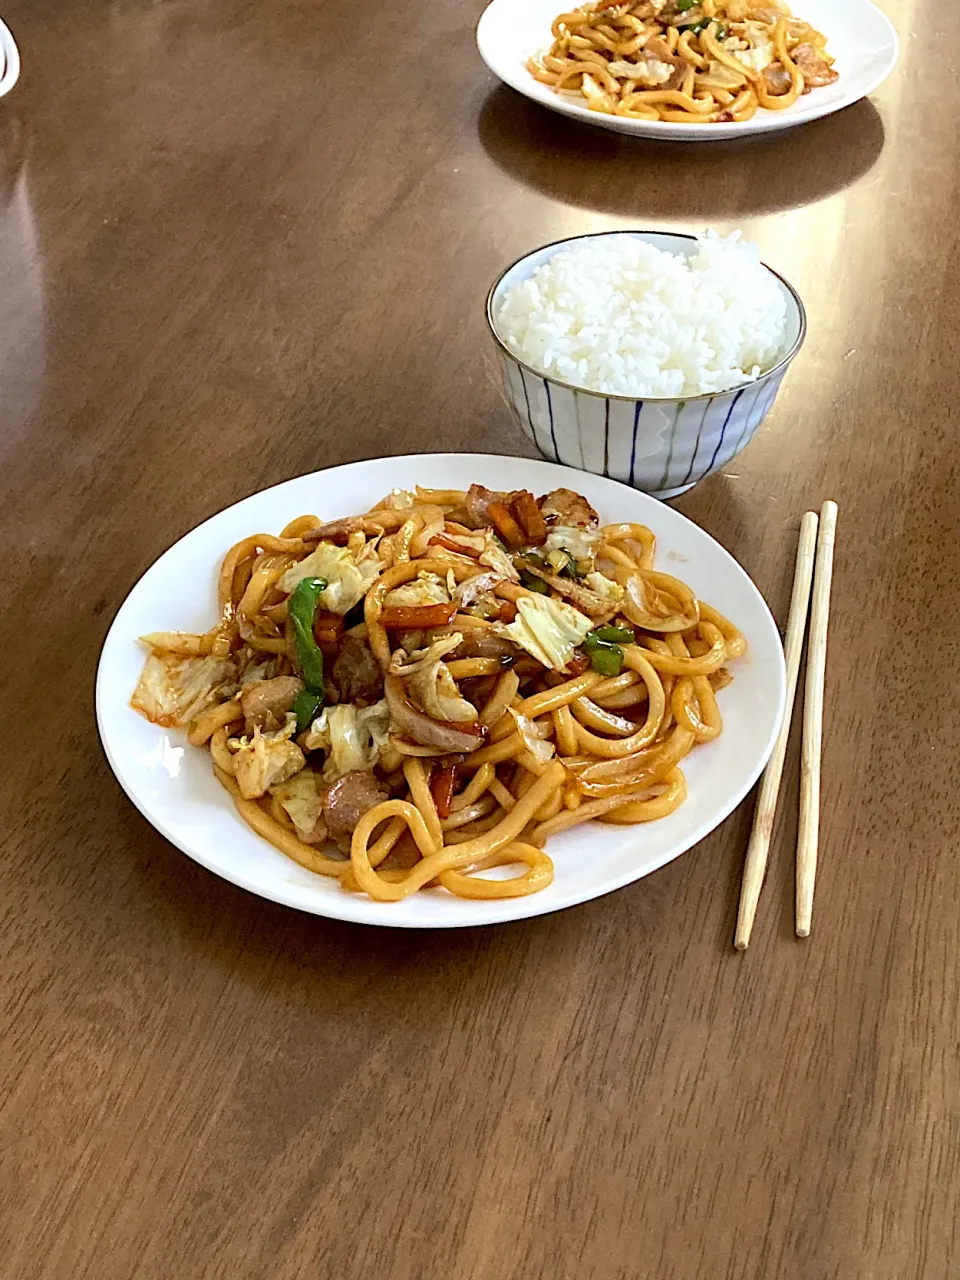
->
[734, 511, 820, 951]
[796, 500, 838, 938]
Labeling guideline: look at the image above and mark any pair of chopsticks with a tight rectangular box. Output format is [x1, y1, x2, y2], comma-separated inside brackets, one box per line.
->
[735, 501, 838, 951]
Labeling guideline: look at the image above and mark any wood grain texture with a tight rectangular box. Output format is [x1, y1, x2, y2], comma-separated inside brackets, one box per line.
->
[1, 2, 957, 1277]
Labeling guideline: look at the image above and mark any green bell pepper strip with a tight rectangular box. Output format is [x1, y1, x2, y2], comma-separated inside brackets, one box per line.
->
[288, 577, 327, 727]
[680, 17, 723, 36]
[590, 625, 635, 645]
[519, 570, 550, 595]
[588, 643, 624, 677]
[582, 629, 627, 676]
[293, 690, 323, 734]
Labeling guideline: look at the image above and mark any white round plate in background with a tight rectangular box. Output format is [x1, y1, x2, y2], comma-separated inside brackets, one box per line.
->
[96, 455, 786, 928]
[477, 0, 898, 142]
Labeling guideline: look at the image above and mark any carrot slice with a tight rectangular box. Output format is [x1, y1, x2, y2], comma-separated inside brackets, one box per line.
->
[512, 491, 548, 545]
[487, 501, 526, 549]
[379, 601, 460, 629]
[312, 610, 345, 645]
[430, 764, 457, 820]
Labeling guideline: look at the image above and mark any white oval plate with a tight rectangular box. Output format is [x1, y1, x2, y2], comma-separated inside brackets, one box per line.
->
[97, 455, 785, 928]
[477, 0, 898, 142]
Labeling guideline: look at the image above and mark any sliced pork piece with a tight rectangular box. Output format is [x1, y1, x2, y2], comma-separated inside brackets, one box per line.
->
[331, 635, 383, 706]
[762, 62, 793, 97]
[464, 484, 510, 529]
[792, 43, 838, 91]
[241, 676, 303, 735]
[322, 770, 390, 845]
[538, 488, 599, 530]
[662, 62, 689, 93]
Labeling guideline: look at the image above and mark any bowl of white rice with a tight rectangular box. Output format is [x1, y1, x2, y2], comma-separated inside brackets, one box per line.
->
[486, 230, 805, 499]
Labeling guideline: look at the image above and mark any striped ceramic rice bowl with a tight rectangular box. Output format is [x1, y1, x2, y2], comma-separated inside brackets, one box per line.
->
[486, 231, 806, 499]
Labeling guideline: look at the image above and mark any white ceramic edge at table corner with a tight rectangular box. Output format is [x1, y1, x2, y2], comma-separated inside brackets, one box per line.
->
[476, 0, 899, 142]
[0, 19, 21, 98]
[96, 454, 786, 929]
[487, 229, 805, 498]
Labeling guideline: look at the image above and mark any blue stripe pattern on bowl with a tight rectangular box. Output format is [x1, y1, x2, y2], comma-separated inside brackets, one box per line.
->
[498, 351, 787, 500]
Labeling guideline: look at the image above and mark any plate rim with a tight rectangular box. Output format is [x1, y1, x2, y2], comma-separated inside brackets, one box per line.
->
[476, 0, 899, 143]
[96, 452, 787, 929]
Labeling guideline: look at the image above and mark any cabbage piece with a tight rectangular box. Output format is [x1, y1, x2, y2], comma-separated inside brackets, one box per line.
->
[279, 542, 383, 614]
[507, 707, 556, 772]
[140, 631, 211, 657]
[544, 525, 602, 571]
[380, 489, 416, 510]
[442, 530, 487, 555]
[731, 39, 775, 74]
[303, 700, 391, 781]
[500, 595, 592, 671]
[479, 532, 521, 583]
[455, 571, 503, 608]
[584, 571, 625, 605]
[383, 572, 450, 609]
[408, 659, 478, 724]
[389, 632, 463, 676]
[131, 654, 237, 727]
[229, 712, 297, 750]
[580, 72, 612, 113]
[698, 58, 749, 90]
[233, 731, 305, 800]
[607, 57, 674, 85]
[409, 506, 446, 557]
[270, 768, 326, 841]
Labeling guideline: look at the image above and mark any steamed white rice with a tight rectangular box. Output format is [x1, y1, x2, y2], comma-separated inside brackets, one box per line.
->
[494, 232, 789, 398]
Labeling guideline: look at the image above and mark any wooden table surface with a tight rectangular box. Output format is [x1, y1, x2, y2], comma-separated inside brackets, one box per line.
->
[2, 3, 956, 1277]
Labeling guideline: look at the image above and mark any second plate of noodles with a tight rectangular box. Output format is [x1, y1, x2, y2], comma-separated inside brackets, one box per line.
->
[477, 0, 898, 142]
[97, 455, 786, 927]
[528, 1, 838, 125]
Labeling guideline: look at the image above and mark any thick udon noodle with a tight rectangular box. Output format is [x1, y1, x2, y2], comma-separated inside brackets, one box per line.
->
[137, 489, 746, 903]
[529, 1, 837, 124]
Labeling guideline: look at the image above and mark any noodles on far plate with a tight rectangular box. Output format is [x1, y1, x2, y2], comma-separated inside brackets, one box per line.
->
[130, 482, 746, 902]
[528, 1, 837, 125]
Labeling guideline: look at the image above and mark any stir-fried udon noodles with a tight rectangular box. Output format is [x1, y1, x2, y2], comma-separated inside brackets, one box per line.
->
[131, 484, 746, 902]
[529, 0, 837, 125]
